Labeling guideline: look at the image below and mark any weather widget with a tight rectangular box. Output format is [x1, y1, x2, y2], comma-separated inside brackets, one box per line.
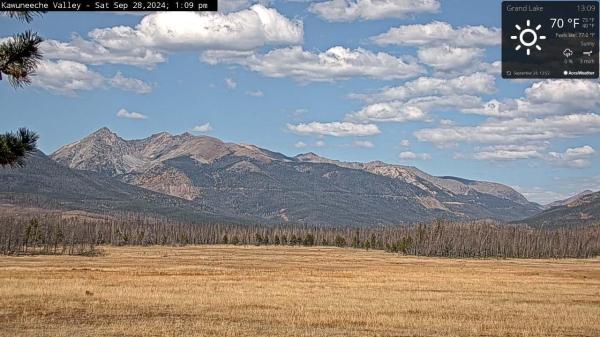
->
[502, 1, 599, 79]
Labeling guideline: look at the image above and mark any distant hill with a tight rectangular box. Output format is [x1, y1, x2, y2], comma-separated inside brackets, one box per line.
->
[0, 151, 245, 224]
[518, 191, 600, 227]
[545, 190, 595, 209]
[40, 128, 542, 225]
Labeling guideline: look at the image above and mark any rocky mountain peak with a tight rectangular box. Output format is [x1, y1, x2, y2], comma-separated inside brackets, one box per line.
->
[80, 127, 129, 150]
[366, 160, 387, 166]
[295, 152, 328, 162]
[51, 127, 134, 176]
[149, 131, 172, 139]
[89, 127, 119, 140]
[93, 126, 112, 135]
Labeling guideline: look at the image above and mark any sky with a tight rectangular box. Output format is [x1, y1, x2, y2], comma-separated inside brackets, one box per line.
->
[1, 0, 599, 204]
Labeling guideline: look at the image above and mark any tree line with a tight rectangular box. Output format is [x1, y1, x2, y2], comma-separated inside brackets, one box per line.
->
[0, 214, 599, 258]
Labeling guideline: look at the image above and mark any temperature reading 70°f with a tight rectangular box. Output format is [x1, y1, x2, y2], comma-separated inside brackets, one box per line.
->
[551, 18, 582, 29]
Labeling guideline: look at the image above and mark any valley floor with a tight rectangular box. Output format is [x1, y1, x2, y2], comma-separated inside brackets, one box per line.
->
[1, 246, 599, 337]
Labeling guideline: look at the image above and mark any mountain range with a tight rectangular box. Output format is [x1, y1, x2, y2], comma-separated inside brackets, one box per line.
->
[517, 190, 600, 227]
[1, 127, 595, 227]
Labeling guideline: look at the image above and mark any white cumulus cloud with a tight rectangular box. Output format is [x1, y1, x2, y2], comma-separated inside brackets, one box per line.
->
[309, 0, 440, 22]
[41, 37, 166, 69]
[415, 113, 600, 146]
[191, 123, 213, 133]
[372, 21, 500, 47]
[31, 60, 154, 95]
[417, 45, 484, 72]
[399, 151, 431, 160]
[225, 78, 237, 89]
[353, 140, 375, 148]
[116, 108, 148, 120]
[346, 102, 428, 123]
[472, 145, 544, 161]
[90, 5, 303, 52]
[201, 46, 425, 81]
[466, 79, 600, 118]
[110, 72, 153, 94]
[31, 60, 105, 94]
[287, 121, 381, 137]
[547, 146, 596, 168]
[294, 141, 308, 149]
[347, 95, 482, 123]
[350, 72, 496, 103]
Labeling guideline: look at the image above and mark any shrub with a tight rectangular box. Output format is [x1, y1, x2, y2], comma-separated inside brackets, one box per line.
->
[334, 235, 346, 247]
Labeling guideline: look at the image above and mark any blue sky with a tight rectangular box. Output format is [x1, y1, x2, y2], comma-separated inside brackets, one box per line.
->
[1, 0, 599, 203]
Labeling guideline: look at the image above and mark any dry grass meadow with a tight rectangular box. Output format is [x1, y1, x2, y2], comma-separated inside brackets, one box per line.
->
[1, 246, 599, 337]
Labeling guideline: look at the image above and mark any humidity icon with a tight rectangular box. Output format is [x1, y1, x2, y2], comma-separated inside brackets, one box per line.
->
[511, 19, 546, 56]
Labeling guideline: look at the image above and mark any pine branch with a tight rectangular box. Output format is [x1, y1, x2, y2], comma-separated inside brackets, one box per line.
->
[0, 31, 43, 88]
[0, 128, 39, 167]
[0, 11, 45, 23]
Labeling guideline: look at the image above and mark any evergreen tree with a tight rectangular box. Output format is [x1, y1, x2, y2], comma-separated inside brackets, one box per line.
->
[303, 233, 315, 246]
[370, 234, 377, 249]
[0, 12, 43, 167]
[351, 229, 360, 248]
[0, 128, 39, 167]
[255, 233, 263, 245]
[334, 235, 346, 247]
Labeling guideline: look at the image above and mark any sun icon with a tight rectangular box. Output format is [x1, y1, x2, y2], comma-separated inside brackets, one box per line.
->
[511, 20, 546, 56]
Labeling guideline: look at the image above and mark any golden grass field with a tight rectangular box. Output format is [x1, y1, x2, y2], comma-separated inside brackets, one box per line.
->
[1, 246, 599, 337]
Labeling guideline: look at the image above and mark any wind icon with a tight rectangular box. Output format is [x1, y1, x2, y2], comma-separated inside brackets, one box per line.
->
[511, 20, 546, 56]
